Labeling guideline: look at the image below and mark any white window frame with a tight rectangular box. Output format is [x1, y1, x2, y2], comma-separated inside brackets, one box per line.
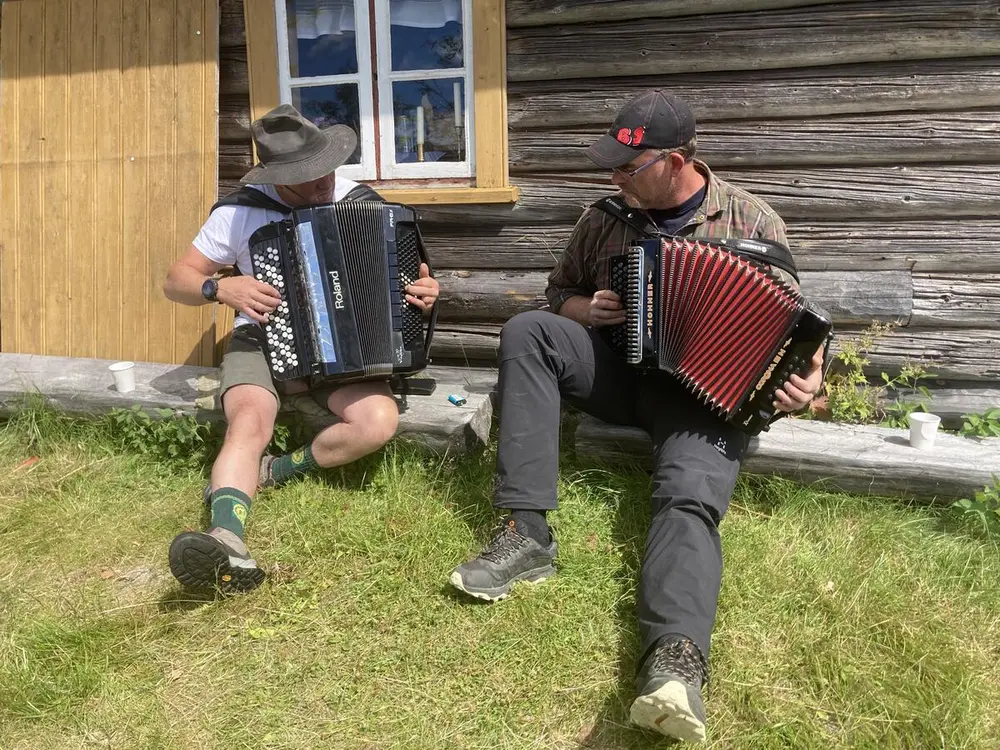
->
[274, 0, 378, 181]
[372, 0, 475, 180]
[274, 0, 474, 183]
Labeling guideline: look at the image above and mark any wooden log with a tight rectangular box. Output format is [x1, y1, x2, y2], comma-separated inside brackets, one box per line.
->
[895, 386, 1000, 428]
[429, 323, 1000, 382]
[0, 354, 493, 455]
[506, 2, 1000, 82]
[433, 269, 913, 326]
[573, 416, 1000, 501]
[220, 0, 246, 49]
[420, 222, 1000, 275]
[507, 58, 1000, 127]
[220, 148, 253, 180]
[835, 327, 1000, 383]
[220, 96, 251, 144]
[429, 324, 502, 364]
[911, 274, 1000, 330]
[790, 222, 1000, 275]
[220, 47, 249, 97]
[505, 0, 836, 28]
[416, 167, 1000, 226]
[509, 110, 1000, 173]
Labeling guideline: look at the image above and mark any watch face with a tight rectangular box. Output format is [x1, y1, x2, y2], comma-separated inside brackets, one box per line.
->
[202, 279, 217, 300]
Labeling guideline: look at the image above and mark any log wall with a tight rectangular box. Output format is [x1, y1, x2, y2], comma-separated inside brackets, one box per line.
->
[217, 0, 1000, 397]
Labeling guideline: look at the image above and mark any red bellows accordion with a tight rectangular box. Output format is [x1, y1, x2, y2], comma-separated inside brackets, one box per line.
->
[607, 236, 833, 435]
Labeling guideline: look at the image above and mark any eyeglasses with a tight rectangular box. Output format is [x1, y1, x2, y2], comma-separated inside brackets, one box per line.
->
[613, 152, 668, 179]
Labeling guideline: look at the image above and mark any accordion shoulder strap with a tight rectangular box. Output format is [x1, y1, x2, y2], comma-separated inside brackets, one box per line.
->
[591, 195, 800, 282]
[342, 184, 385, 203]
[592, 195, 659, 235]
[210, 186, 291, 215]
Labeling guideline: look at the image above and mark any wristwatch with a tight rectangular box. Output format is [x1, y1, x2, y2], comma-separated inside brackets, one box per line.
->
[201, 277, 219, 302]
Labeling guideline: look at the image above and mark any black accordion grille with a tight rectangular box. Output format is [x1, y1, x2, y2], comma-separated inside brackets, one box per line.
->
[396, 224, 424, 346]
[336, 203, 394, 376]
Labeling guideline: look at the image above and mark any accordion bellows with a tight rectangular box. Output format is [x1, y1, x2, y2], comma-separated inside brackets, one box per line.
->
[248, 201, 431, 384]
[608, 236, 832, 435]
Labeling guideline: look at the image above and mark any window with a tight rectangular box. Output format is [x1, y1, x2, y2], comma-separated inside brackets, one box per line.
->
[244, 0, 517, 204]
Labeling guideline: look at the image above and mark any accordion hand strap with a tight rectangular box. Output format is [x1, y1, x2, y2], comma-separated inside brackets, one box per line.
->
[592, 195, 800, 283]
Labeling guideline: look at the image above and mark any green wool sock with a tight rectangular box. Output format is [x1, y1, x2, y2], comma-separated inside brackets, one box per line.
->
[270, 444, 321, 485]
[210, 487, 252, 541]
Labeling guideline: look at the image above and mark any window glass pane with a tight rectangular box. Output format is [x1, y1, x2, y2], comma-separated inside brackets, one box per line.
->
[392, 78, 466, 164]
[292, 84, 362, 165]
[285, 0, 358, 78]
[389, 0, 463, 71]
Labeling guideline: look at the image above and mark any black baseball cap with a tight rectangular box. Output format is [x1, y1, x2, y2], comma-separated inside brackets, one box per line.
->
[586, 90, 697, 169]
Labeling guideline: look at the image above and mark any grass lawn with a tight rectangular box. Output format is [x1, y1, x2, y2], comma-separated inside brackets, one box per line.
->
[1, 406, 998, 749]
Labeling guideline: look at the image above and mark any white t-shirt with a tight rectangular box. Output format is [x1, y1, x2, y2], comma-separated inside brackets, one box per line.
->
[193, 178, 362, 328]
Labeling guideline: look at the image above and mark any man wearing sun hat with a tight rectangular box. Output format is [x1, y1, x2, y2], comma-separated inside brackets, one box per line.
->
[162, 104, 439, 596]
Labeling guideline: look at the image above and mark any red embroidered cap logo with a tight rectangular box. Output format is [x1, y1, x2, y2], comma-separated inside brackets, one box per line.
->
[615, 126, 645, 146]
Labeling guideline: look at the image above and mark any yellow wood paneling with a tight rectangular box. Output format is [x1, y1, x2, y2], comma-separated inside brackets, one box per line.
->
[43, 0, 71, 356]
[0, 0, 20, 355]
[0, 0, 220, 365]
[472, 0, 510, 191]
[69, 0, 98, 358]
[93, 0, 124, 361]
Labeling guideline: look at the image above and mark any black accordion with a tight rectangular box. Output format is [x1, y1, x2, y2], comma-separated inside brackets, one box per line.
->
[608, 236, 832, 435]
[247, 201, 433, 384]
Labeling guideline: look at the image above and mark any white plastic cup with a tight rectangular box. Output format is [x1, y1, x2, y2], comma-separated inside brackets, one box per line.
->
[908, 412, 941, 450]
[109, 361, 136, 393]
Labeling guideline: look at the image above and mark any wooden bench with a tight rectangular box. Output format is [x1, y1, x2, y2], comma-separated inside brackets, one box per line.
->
[2, 353, 997, 500]
[0, 353, 496, 455]
[575, 417, 1000, 501]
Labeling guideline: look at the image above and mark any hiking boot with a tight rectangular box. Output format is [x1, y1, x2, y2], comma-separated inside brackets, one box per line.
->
[449, 518, 557, 601]
[202, 454, 278, 507]
[168, 527, 265, 595]
[629, 636, 709, 742]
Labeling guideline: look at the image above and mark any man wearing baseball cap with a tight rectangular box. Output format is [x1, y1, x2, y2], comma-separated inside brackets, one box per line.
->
[449, 90, 826, 742]
[162, 104, 439, 596]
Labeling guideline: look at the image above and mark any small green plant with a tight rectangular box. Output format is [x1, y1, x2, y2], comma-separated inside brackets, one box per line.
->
[959, 408, 1000, 439]
[952, 477, 1000, 536]
[823, 322, 935, 426]
[104, 405, 220, 468]
[880, 362, 935, 429]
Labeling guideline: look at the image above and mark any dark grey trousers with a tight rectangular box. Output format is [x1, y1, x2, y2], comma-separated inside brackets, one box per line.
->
[493, 310, 750, 667]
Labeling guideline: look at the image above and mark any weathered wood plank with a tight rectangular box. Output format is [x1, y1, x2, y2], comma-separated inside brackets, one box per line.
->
[220, 148, 253, 179]
[896, 386, 1000, 428]
[220, 46, 249, 97]
[911, 274, 1000, 329]
[220, 96, 251, 143]
[420, 222, 1000, 275]
[506, 2, 1000, 82]
[507, 58, 1000, 128]
[573, 416, 1000, 501]
[430, 323, 1000, 381]
[220, 0, 246, 49]
[433, 269, 913, 326]
[417, 167, 1000, 226]
[0, 355, 492, 455]
[790, 222, 1000, 274]
[509, 110, 1000, 172]
[505, 0, 837, 28]
[835, 327, 1000, 382]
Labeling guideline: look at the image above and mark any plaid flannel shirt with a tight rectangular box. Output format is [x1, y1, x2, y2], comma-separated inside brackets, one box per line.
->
[546, 160, 792, 313]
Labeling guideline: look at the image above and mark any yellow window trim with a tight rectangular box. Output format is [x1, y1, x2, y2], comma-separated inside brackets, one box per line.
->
[242, 0, 516, 205]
